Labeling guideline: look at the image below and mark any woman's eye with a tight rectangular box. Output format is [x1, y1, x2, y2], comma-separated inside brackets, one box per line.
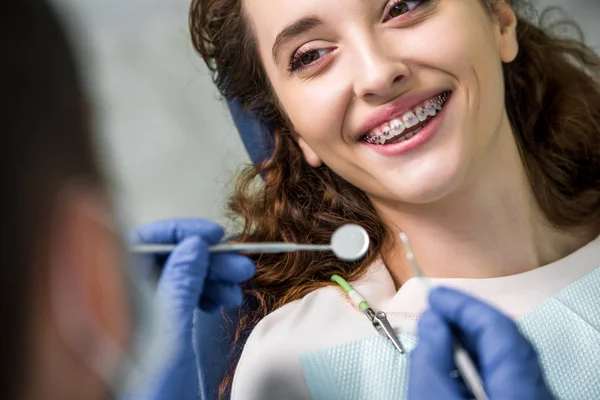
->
[300, 51, 321, 65]
[387, 1, 424, 19]
[289, 48, 331, 72]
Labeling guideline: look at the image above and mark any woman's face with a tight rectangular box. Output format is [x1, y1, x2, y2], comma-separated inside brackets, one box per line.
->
[244, 0, 519, 206]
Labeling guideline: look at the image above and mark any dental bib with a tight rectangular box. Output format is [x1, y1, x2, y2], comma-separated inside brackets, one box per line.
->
[299, 267, 600, 400]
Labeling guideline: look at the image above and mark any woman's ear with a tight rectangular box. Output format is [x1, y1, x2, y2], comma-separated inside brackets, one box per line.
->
[494, 1, 519, 63]
[295, 133, 323, 168]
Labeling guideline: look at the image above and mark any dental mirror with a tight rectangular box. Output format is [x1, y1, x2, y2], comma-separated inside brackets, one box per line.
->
[132, 223, 370, 261]
[329, 223, 370, 261]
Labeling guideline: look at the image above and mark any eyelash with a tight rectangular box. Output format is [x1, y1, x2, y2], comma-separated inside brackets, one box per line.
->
[287, 0, 432, 74]
[383, 0, 430, 23]
[288, 47, 332, 74]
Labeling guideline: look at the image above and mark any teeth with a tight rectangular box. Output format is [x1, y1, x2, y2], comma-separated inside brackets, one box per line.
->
[390, 119, 402, 130]
[403, 112, 419, 128]
[363, 92, 450, 145]
[390, 119, 405, 135]
[392, 127, 422, 144]
[426, 101, 437, 116]
[416, 106, 428, 122]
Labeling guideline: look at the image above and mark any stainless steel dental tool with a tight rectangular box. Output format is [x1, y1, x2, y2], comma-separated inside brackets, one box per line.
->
[132, 223, 370, 262]
[399, 233, 490, 400]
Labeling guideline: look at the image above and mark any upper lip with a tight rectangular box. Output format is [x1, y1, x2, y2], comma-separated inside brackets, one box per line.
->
[354, 88, 450, 140]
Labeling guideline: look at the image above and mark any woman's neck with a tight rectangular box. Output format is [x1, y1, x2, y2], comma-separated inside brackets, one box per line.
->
[376, 125, 598, 287]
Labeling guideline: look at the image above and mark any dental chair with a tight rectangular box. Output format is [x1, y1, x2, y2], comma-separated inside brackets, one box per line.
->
[193, 100, 274, 400]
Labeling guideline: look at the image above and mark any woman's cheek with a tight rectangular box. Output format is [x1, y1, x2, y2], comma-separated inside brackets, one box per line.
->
[283, 84, 348, 143]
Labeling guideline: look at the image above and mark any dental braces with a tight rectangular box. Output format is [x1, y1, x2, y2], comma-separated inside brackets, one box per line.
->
[363, 91, 450, 144]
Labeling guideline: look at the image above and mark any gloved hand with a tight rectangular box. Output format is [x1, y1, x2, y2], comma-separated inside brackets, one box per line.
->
[128, 218, 255, 400]
[408, 287, 554, 400]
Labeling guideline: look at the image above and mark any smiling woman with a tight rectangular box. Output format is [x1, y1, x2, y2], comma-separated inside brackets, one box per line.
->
[191, 0, 600, 398]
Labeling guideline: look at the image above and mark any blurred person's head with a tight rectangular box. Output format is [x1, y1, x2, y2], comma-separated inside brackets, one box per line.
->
[1, 1, 137, 399]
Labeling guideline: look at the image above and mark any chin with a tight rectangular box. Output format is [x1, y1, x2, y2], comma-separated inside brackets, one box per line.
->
[399, 181, 461, 204]
[384, 160, 469, 205]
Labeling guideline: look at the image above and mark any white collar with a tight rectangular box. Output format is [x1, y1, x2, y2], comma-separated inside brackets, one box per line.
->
[350, 234, 600, 318]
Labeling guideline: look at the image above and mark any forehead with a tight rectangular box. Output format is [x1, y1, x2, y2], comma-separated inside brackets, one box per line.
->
[243, 0, 363, 42]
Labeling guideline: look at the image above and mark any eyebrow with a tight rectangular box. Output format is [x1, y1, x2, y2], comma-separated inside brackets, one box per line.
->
[271, 16, 323, 64]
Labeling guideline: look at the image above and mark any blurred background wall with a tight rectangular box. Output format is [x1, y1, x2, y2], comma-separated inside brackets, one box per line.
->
[53, 0, 600, 227]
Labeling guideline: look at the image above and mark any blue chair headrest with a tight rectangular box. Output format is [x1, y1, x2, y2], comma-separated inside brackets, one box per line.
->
[227, 100, 274, 166]
[194, 102, 275, 400]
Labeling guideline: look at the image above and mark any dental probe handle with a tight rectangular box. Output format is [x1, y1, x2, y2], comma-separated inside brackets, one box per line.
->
[209, 243, 331, 253]
[453, 337, 489, 400]
[131, 242, 331, 255]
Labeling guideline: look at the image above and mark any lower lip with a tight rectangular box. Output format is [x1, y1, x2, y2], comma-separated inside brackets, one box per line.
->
[360, 93, 451, 156]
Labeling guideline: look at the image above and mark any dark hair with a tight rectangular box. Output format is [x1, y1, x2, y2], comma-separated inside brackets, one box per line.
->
[1, 1, 103, 398]
[190, 0, 600, 396]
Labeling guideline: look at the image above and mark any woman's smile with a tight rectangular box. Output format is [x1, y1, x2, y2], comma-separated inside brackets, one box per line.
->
[245, 0, 515, 204]
[358, 90, 452, 156]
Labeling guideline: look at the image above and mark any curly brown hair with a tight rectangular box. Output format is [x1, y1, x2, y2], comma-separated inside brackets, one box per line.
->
[190, 0, 600, 396]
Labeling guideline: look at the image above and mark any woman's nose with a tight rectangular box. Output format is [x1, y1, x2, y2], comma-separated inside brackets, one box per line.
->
[352, 39, 409, 101]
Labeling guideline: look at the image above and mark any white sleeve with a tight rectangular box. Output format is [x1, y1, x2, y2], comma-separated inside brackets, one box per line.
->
[230, 314, 313, 400]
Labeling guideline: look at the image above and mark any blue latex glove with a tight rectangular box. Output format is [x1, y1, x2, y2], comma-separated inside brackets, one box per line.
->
[128, 219, 255, 400]
[408, 287, 554, 400]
